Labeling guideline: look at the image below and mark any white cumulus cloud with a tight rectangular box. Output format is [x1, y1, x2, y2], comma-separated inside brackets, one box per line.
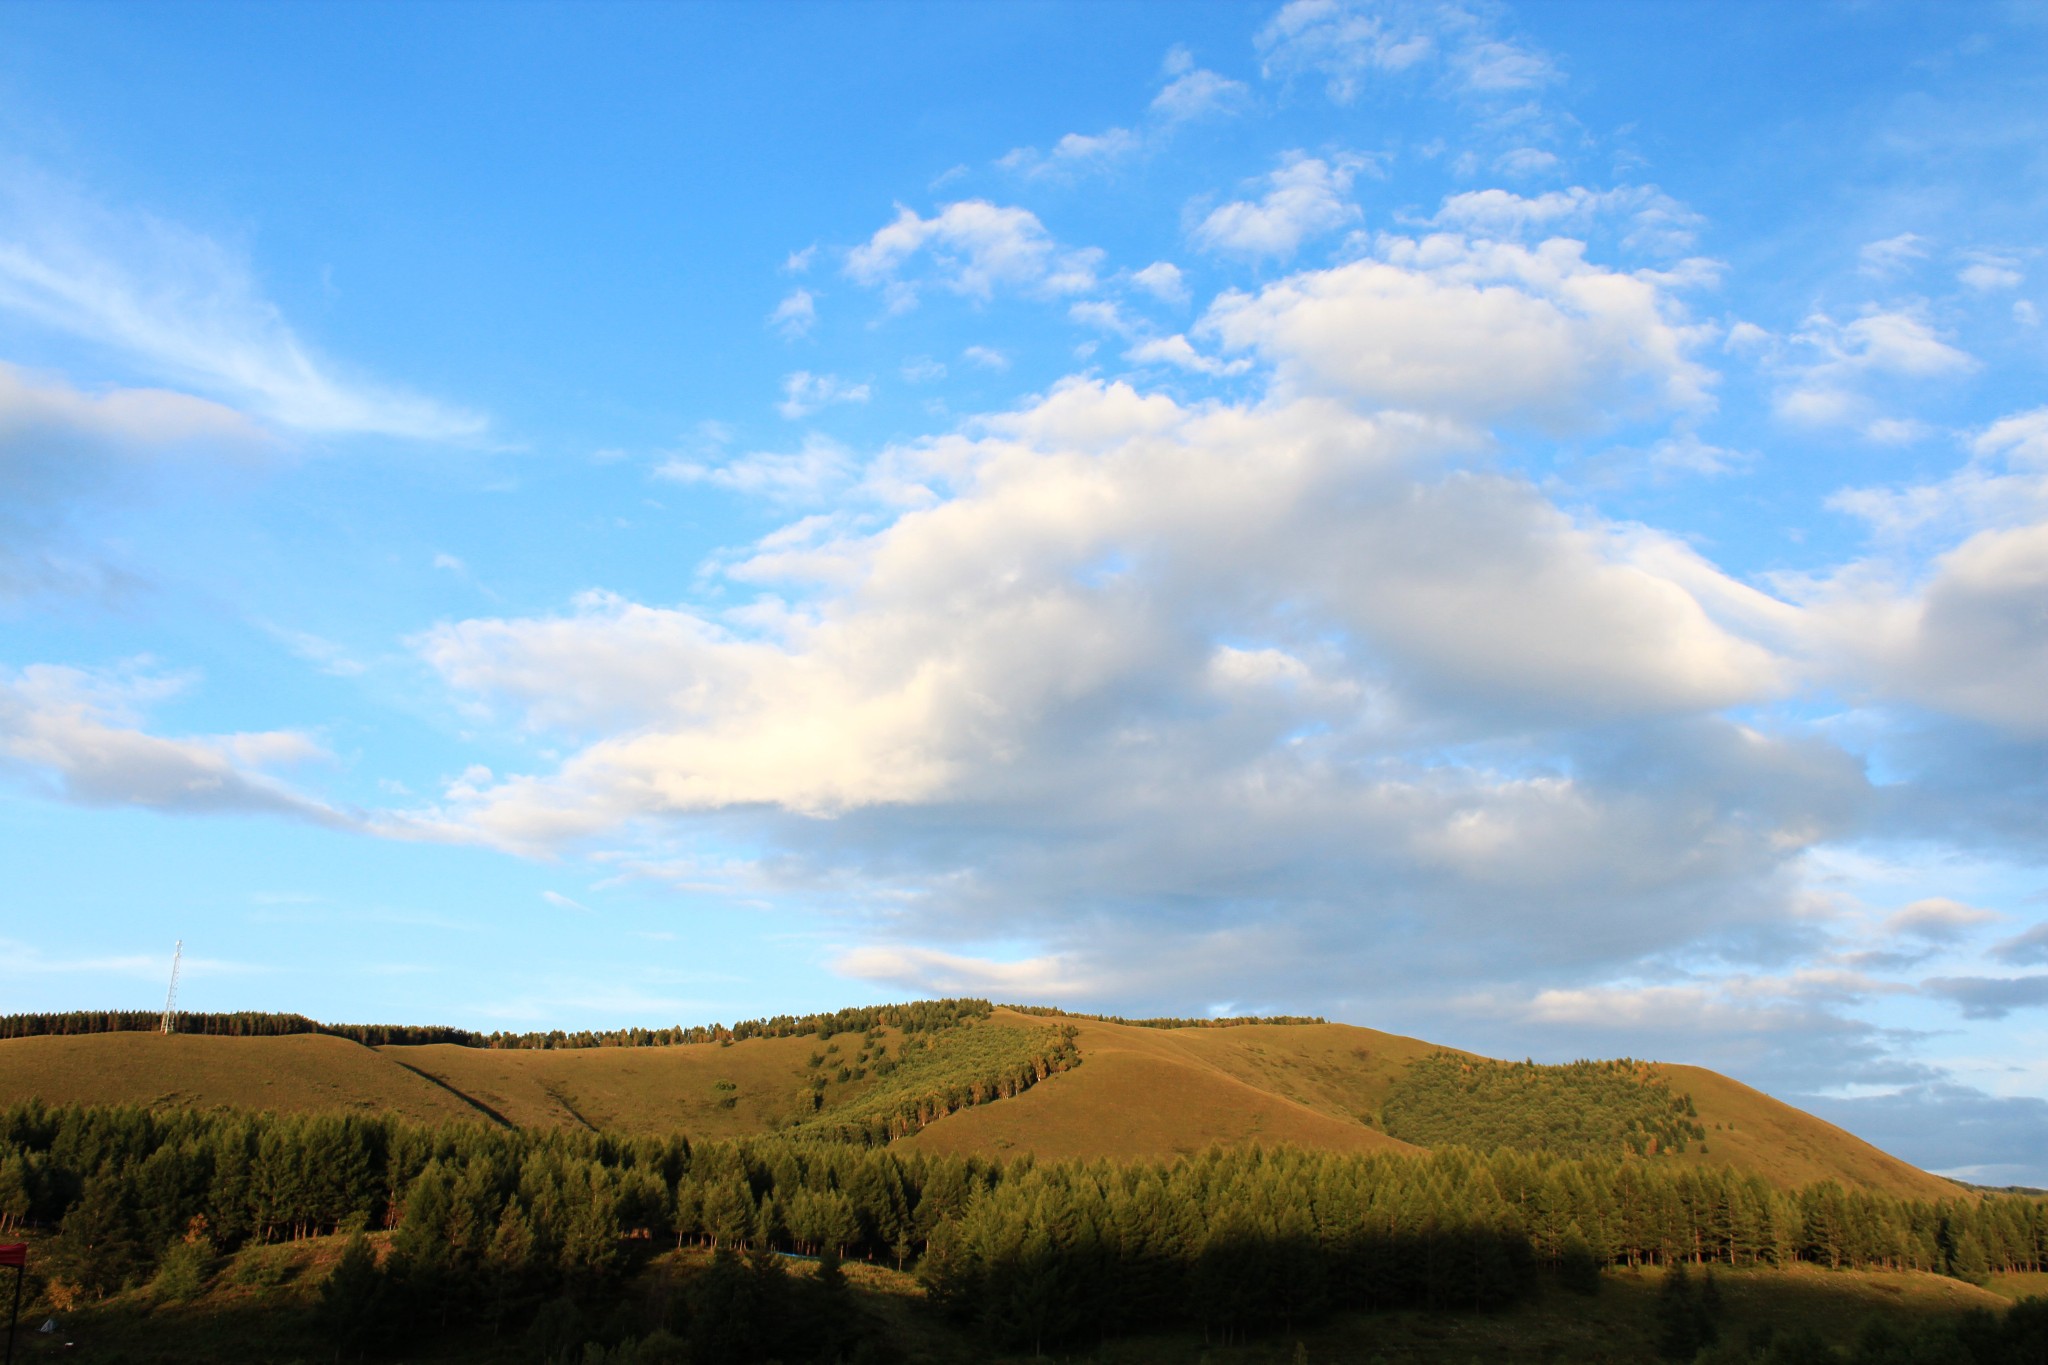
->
[1152, 66, 1252, 123]
[1129, 261, 1190, 305]
[1193, 153, 1368, 258]
[417, 373, 1789, 870]
[1124, 334, 1251, 377]
[844, 201, 1103, 306]
[1201, 232, 1717, 428]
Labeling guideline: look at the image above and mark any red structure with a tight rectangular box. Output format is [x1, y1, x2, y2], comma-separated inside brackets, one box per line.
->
[1, 1242, 23, 1365]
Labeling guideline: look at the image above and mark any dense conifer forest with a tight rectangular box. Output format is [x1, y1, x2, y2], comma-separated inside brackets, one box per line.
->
[783, 1021, 1081, 1144]
[3, 1098, 2043, 1361]
[1380, 1054, 1709, 1158]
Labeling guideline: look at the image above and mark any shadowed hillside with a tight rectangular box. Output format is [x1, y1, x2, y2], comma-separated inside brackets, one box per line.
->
[1, 1100, 2039, 1364]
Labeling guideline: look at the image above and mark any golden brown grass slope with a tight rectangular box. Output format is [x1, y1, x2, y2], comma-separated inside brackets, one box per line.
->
[1662, 1063, 1959, 1201]
[901, 1011, 1425, 1161]
[0, 1032, 480, 1124]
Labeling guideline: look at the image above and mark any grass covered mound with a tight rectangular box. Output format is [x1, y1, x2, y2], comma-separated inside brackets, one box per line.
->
[1382, 1053, 1707, 1159]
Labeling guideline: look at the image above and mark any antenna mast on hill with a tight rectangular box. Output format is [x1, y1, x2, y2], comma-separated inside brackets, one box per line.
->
[160, 940, 183, 1035]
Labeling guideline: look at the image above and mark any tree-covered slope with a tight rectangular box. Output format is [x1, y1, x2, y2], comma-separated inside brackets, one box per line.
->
[1, 1099, 2041, 1363]
[1378, 1053, 1706, 1158]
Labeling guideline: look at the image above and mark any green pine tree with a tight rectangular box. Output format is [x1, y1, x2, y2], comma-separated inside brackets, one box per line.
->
[48, 1171, 148, 1297]
[1655, 1262, 1703, 1361]
[318, 1231, 387, 1356]
[816, 1242, 846, 1292]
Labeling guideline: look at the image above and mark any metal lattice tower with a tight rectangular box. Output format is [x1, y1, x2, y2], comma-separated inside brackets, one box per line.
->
[160, 940, 183, 1035]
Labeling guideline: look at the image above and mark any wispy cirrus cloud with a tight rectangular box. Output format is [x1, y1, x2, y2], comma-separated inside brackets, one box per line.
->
[1859, 232, 1930, 280]
[0, 937, 260, 981]
[1255, 0, 1558, 104]
[777, 371, 870, 420]
[1774, 308, 1975, 436]
[768, 288, 817, 340]
[0, 169, 485, 440]
[999, 127, 1144, 179]
[1000, 45, 1251, 180]
[1433, 184, 1704, 256]
[658, 432, 856, 505]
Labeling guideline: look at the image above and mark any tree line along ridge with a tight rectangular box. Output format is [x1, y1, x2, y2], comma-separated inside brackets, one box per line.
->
[1001, 1005, 1329, 1028]
[0, 998, 1000, 1050]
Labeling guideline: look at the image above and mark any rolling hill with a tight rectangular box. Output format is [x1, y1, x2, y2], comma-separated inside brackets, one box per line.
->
[898, 1012, 1956, 1201]
[0, 1003, 1956, 1200]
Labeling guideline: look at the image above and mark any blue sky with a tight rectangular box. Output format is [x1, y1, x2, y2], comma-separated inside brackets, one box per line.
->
[2, 0, 2045, 1182]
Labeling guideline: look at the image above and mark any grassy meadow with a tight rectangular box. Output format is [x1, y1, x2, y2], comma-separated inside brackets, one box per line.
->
[384, 1026, 904, 1136]
[0, 1032, 482, 1125]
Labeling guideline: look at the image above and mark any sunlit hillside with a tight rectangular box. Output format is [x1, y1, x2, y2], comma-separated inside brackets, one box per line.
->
[0, 1002, 1955, 1199]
